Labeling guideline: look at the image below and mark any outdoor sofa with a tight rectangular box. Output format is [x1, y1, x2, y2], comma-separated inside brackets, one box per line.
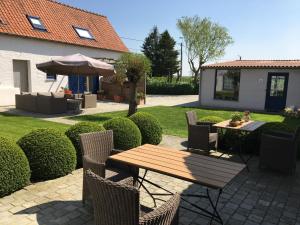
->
[15, 92, 67, 114]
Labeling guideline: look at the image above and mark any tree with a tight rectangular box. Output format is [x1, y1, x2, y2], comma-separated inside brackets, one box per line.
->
[115, 53, 151, 116]
[177, 16, 233, 85]
[142, 26, 160, 77]
[157, 30, 179, 82]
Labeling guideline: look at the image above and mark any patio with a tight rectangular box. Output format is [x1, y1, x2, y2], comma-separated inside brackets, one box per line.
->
[1, 139, 300, 225]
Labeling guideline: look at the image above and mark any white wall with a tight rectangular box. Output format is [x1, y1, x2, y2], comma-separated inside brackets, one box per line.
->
[200, 68, 300, 110]
[0, 35, 123, 106]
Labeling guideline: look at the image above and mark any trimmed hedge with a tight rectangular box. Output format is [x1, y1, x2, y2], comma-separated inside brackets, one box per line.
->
[199, 116, 223, 124]
[103, 117, 141, 150]
[147, 82, 198, 95]
[18, 128, 76, 180]
[130, 112, 162, 145]
[0, 137, 30, 197]
[65, 122, 105, 168]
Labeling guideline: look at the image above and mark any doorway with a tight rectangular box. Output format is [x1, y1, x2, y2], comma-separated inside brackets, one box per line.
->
[13, 60, 29, 93]
[265, 73, 289, 112]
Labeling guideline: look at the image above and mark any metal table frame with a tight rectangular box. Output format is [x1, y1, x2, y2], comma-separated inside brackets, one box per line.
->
[136, 169, 223, 225]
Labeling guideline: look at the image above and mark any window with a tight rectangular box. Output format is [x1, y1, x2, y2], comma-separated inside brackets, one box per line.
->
[27, 15, 46, 31]
[214, 70, 240, 101]
[270, 75, 285, 97]
[73, 26, 94, 39]
[46, 73, 57, 81]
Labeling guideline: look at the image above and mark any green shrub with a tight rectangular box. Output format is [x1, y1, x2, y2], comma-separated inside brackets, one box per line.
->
[130, 112, 162, 145]
[199, 116, 223, 124]
[103, 117, 141, 150]
[147, 77, 198, 95]
[18, 128, 76, 180]
[65, 122, 105, 168]
[0, 137, 30, 197]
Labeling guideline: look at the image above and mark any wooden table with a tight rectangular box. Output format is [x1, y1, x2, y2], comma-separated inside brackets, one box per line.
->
[109, 144, 245, 224]
[213, 120, 266, 171]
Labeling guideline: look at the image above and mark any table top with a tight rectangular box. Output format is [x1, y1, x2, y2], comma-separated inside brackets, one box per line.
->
[109, 144, 245, 189]
[213, 120, 265, 132]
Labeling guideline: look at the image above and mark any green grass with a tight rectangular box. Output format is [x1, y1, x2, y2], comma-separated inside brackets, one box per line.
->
[0, 113, 70, 141]
[70, 106, 300, 137]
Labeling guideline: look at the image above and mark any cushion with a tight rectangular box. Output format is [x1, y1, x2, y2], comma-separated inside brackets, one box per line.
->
[37, 92, 51, 96]
[209, 133, 218, 143]
[51, 92, 65, 98]
[21, 92, 30, 95]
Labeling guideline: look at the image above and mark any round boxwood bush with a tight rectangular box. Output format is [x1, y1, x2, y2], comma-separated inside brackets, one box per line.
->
[198, 116, 223, 124]
[0, 137, 30, 197]
[18, 128, 76, 180]
[130, 112, 162, 145]
[65, 122, 105, 168]
[103, 117, 141, 150]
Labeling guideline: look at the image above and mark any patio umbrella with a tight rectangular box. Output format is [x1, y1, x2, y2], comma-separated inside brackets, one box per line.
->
[36, 53, 115, 93]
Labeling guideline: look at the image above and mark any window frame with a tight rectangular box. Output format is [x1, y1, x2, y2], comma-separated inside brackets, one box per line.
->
[214, 69, 241, 101]
[46, 73, 57, 81]
[73, 26, 94, 40]
[26, 15, 47, 31]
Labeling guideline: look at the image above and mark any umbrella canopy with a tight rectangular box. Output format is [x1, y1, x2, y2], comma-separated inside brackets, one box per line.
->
[36, 53, 114, 76]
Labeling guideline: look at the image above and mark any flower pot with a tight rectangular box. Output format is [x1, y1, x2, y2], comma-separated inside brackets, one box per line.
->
[114, 95, 124, 103]
[136, 98, 145, 105]
[229, 121, 241, 127]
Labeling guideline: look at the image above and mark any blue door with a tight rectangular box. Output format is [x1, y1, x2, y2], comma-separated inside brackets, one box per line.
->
[68, 75, 86, 94]
[265, 73, 289, 112]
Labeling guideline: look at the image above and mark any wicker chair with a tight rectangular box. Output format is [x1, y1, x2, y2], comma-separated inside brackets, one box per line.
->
[259, 127, 300, 174]
[80, 130, 137, 203]
[185, 111, 218, 151]
[85, 170, 180, 225]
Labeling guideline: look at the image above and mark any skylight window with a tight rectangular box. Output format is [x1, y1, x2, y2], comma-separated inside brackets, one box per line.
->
[26, 15, 46, 31]
[73, 26, 94, 39]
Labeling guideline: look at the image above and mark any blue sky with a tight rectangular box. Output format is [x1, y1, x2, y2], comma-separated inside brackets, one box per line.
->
[60, 0, 300, 75]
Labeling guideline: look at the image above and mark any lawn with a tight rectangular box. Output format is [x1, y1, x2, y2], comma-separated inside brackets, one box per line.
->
[70, 106, 299, 137]
[0, 113, 70, 141]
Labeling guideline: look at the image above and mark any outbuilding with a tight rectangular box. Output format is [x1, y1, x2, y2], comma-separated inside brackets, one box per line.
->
[199, 60, 300, 111]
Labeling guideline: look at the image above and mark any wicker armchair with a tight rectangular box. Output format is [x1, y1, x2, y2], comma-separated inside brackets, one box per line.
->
[80, 130, 137, 203]
[259, 127, 300, 174]
[185, 111, 218, 151]
[85, 170, 180, 225]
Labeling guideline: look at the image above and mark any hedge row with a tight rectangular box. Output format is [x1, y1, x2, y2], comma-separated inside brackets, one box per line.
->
[147, 82, 198, 95]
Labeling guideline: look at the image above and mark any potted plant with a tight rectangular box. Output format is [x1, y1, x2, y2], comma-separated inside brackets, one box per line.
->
[229, 112, 242, 127]
[97, 90, 105, 100]
[114, 94, 124, 103]
[136, 92, 145, 105]
[63, 87, 72, 98]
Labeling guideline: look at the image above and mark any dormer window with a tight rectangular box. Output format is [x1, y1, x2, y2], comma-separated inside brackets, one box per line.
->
[73, 26, 94, 39]
[27, 15, 46, 31]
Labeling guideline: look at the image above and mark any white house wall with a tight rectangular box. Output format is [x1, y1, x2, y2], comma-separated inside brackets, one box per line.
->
[200, 68, 300, 110]
[0, 35, 122, 106]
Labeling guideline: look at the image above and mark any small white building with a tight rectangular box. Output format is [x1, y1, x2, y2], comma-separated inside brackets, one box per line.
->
[0, 0, 128, 106]
[199, 60, 300, 112]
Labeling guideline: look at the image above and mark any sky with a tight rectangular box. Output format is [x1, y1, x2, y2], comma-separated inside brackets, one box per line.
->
[60, 0, 300, 75]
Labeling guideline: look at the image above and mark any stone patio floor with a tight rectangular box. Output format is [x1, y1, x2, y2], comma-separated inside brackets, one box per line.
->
[1, 144, 300, 225]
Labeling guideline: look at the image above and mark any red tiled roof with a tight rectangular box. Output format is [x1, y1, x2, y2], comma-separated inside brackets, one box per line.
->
[203, 60, 300, 69]
[0, 0, 128, 53]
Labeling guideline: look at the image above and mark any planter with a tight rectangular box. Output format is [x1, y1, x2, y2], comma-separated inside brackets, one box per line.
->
[229, 120, 242, 127]
[136, 98, 145, 105]
[114, 95, 124, 103]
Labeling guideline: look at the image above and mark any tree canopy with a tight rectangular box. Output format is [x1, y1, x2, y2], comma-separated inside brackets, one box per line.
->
[177, 16, 233, 83]
[142, 27, 179, 78]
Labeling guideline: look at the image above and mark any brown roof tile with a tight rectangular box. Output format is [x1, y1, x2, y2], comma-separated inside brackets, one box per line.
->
[0, 0, 128, 53]
[203, 60, 300, 69]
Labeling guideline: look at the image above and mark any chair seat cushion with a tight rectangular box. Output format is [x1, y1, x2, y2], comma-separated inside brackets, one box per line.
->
[209, 133, 218, 143]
